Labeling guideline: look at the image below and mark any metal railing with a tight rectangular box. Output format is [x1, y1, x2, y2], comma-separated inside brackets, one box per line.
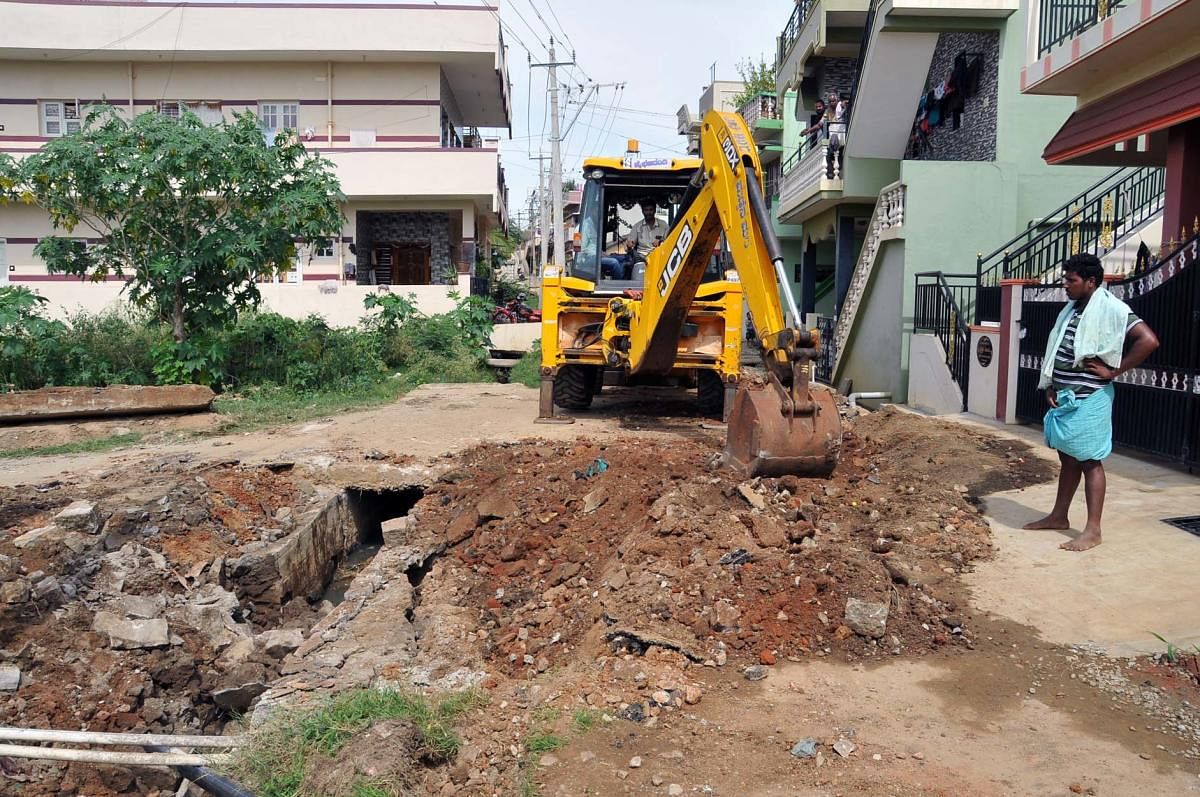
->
[975, 166, 1165, 321]
[1038, 0, 1126, 56]
[815, 314, 837, 385]
[740, 93, 781, 126]
[777, 0, 815, 69]
[913, 271, 974, 408]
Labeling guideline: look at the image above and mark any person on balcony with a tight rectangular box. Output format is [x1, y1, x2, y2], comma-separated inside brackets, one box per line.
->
[802, 98, 827, 151]
[826, 93, 848, 179]
[1023, 253, 1159, 552]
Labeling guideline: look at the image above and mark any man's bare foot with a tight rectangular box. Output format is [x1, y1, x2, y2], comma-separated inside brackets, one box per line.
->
[1023, 515, 1071, 530]
[1060, 527, 1102, 552]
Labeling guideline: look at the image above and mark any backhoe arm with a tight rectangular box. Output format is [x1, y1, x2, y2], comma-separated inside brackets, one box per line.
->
[628, 110, 808, 383]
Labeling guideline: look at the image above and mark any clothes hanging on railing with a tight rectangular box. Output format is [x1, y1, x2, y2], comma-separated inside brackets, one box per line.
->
[908, 49, 985, 156]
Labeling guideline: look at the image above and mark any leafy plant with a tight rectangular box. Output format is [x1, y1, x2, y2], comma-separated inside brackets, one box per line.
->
[510, 340, 542, 388]
[1151, 632, 1180, 664]
[2, 105, 344, 382]
[731, 57, 777, 110]
[362, 291, 419, 333]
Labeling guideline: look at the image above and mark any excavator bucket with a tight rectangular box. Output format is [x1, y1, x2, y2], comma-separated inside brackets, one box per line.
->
[723, 383, 841, 478]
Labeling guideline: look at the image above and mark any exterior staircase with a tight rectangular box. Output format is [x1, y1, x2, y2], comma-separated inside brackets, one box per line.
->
[830, 181, 907, 381]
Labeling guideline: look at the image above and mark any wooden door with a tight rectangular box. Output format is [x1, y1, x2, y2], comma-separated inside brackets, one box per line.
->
[392, 243, 431, 285]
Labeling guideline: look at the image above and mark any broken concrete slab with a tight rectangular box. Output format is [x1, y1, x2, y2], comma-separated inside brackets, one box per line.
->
[115, 593, 166, 620]
[54, 500, 101, 533]
[12, 526, 60, 550]
[92, 611, 170, 649]
[0, 384, 215, 423]
[477, 495, 518, 521]
[0, 665, 20, 691]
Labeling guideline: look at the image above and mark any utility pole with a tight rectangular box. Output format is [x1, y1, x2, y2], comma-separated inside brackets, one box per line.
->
[530, 153, 551, 273]
[531, 40, 575, 271]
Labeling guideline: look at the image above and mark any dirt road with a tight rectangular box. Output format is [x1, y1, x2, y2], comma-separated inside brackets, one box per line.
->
[0, 383, 1197, 796]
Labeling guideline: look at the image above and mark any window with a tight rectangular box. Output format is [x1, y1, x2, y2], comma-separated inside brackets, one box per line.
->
[314, 243, 336, 259]
[160, 101, 224, 125]
[41, 101, 80, 137]
[258, 102, 299, 132]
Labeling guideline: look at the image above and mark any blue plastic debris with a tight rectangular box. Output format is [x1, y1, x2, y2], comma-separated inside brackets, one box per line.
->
[573, 457, 610, 480]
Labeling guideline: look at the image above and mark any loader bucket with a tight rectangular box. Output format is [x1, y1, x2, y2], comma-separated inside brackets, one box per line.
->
[723, 383, 841, 478]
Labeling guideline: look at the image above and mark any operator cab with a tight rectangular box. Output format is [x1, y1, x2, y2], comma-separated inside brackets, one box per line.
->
[568, 149, 727, 296]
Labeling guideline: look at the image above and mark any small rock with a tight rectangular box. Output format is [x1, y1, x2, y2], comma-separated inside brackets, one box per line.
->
[1, 579, 30, 604]
[579, 751, 596, 763]
[713, 600, 741, 630]
[682, 684, 703, 705]
[628, 756, 642, 768]
[117, 593, 165, 620]
[258, 628, 304, 658]
[652, 690, 673, 706]
[0, 665, 20, 691]
[212, 681, 268, 712]
[32, 576, 61, 600]
[668, 785, 684, 796]
[833, 738, 856, 758]
[823, 485, 842, 498]
[844, 597, 889, 639]
[652, 775, 664, 786]
[615, 770, 628, 780]
[477, 495, 518, 521]
[759, 650, 776, 666]
[538, 754, 559, 767]
[737, 483, 766, 511]
[55, 500, 100, 533]
[790, 738, 818, 758]
[582, 489, 607, 514]
[607, 568, 629, 590]
[743, 665, 768, 681]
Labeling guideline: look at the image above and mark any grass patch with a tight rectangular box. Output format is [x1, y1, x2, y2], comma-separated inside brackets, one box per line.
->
[212, 380, 410, 433]
[229, 687, 486, 797]
[0, 432, 143, 459]
[523, 730, 566, 755]
[510, 341, 541, 389]
[570, 708, 603, 734]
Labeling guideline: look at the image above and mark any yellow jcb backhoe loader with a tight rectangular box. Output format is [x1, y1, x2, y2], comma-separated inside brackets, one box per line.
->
[538, 110, 841, 477]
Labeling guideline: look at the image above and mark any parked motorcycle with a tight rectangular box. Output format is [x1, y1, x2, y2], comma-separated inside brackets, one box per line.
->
[491, 295, 541, 324]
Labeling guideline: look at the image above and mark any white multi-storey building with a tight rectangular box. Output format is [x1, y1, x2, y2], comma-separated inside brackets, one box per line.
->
[0, 0, 512, 322]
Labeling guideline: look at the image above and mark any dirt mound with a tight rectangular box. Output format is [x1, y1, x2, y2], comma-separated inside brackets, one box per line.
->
[302, 720, 423, 797]
[411, 408, 1053, 681]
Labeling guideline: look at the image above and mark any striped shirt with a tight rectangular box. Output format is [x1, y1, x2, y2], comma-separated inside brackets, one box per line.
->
[1051, 307, 1142, 397]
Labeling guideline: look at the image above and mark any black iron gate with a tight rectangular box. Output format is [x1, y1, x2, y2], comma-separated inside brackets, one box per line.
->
[1015, 234, 1200, 468]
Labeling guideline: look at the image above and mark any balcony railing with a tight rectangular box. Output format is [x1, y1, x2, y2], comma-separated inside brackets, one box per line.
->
[740, 92, 781, 126]
[779, 134, 843, 212]
[777, 0, 815, 68]
[1038, 0, 1126, 56]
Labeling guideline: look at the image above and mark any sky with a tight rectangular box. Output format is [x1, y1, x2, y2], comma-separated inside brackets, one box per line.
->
[486, 0, 797, 229]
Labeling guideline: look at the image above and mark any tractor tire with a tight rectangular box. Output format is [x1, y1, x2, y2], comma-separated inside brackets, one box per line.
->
[697, 370, 726, 419]
[554, 365, 594, 410]
[590, 366, 605, 396]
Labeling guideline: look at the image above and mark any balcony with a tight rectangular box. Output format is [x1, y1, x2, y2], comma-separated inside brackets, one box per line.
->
[777, 136, 844, 223]
[739, 93, 784, 143]
[1037, 0, 1126, 57]
[324, 148, 503, 211]
[777, 0, 817, 74]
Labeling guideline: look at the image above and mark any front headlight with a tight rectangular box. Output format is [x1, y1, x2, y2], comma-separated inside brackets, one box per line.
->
[543, 266, 562, 278]
[724, 270, 740, 283]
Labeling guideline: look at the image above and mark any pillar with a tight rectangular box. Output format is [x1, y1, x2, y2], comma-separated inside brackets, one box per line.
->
[1163, 118, 1200, 245]
[995, 279, 1032, 424]
[833, 211, 856, 314]
[800, 242, 817, 316]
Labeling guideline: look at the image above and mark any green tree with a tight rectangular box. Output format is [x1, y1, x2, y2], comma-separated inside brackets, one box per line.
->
[731, 57, 777, 110]
[1, 106, 344, 380]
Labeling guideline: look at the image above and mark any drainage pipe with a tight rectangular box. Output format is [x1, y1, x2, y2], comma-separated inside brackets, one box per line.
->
[848, 391, 892, 408]
[0, 744, 228, 767]
[0, 728, 243, 748]
[144, 745, 258, 797]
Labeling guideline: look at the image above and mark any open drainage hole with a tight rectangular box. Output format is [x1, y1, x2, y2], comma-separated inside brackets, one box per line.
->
[321, 486, 424, 606]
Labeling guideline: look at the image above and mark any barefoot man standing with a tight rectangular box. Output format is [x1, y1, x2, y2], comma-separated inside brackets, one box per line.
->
[1023, 253, 1159, 551]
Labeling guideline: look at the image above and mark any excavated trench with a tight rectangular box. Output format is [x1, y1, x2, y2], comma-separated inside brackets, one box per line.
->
[0, 473, 431, 796]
